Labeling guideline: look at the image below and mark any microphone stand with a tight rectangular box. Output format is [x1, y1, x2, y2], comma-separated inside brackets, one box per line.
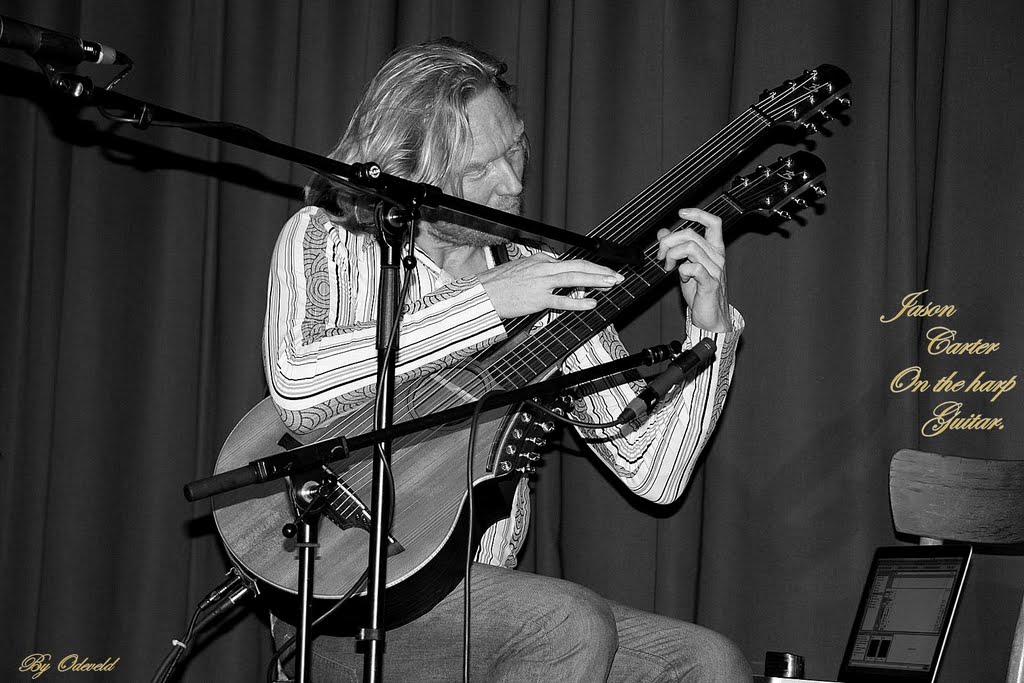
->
[362, 200, 411, 682]
[30, 69, 641, 267]
[20, 59, 643, 683]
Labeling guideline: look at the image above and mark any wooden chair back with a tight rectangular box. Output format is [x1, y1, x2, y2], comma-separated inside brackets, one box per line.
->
[890, 448, 1024, 683]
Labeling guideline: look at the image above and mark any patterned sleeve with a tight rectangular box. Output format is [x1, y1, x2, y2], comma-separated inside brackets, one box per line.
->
[560, 307, 743, 504]
[263, 207, 507, 434]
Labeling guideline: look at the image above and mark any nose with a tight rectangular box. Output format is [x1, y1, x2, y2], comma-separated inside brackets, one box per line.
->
[494, 157, 523, 197]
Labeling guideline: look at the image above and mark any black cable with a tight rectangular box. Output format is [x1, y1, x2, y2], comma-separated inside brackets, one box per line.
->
[524, 399, 630, 430]
[151, 607, 201, 683]
[463, 389, 503, 683]
[152, 566, 257, 683]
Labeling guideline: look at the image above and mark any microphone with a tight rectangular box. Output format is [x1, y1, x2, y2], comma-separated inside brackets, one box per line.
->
[616, 337, 717, 423]
[0, 15, 129, 66]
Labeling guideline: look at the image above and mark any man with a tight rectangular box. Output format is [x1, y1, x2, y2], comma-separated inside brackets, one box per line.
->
[264, 37, 749, 681]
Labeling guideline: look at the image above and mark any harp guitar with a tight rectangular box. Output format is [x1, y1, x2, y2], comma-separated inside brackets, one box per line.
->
[212, 66, 848, 632]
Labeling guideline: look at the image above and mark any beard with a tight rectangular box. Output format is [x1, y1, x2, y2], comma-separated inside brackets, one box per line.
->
[425, 195, 522, 247]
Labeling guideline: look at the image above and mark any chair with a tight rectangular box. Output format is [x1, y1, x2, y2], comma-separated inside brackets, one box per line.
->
[889, 448, 1024, 683]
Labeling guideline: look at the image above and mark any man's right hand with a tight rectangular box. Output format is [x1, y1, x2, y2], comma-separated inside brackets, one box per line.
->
[477, 253, 624, 319]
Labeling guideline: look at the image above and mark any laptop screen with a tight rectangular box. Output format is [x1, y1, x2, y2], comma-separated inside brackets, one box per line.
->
[838, 545, 972, 683]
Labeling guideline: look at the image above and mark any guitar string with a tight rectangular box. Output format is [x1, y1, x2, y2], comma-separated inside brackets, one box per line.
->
[478, 78, 836, 380]
[312, 162, 801, 503]
[310, 199, 743, 519]
[477, 116, 775, 383]
[555, 72, 828, 248]
[303, 94, 806, 501]
[278, 203, 743, 569]
[319, 74, 822, 436]
[498, 81, 822, 344]
[506, 193, 750, 369]
[310, 71, 834, 452]
[363, 111, 770, 428]
[233, 78, 837, 596]
[309, 125, 806, 505]
[302, 76, 834, 502]
[306, 177, 751, 507]
[307, 109, 765, 441]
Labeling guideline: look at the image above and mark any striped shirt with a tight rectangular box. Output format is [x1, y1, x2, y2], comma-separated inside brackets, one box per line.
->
[264, 206, 743, 568]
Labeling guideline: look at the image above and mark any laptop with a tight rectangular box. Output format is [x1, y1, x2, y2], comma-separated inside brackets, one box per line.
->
[755, 544, 973, 683]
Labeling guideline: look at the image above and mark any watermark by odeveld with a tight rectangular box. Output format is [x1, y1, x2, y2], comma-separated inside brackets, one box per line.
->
[19, 653, 120, 679]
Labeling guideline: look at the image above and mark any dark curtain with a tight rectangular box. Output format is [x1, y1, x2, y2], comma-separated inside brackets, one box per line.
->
[2, 1, 1021, 681]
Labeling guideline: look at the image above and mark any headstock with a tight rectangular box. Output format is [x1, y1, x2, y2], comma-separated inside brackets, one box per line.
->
[725, 150, 827, 221]
[754, 64, 852, 136]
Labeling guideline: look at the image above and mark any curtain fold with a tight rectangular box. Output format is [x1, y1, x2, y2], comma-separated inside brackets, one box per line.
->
[2, 1, 1021, 680]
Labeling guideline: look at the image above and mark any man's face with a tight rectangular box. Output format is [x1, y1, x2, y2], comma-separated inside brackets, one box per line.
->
[427, 87, 526, 246]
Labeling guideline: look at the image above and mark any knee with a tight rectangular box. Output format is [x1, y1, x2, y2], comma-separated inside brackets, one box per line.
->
[538, 581, 618, 665]
[681, 629, 751, 682]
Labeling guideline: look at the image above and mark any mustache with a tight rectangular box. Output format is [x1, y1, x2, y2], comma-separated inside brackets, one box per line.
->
[495, 195, 522, 215]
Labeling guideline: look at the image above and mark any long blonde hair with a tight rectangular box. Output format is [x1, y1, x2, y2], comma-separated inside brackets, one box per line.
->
[305, 37, 516, 228]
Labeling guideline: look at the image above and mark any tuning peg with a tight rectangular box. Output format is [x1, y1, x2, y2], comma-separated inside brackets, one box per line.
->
[519, 413, 533, 424]
[526, 436, 547, 447]
[819, 110, 833, 122]
[792, 197, 809, 208]
[505, 444, 518, 456]
[512, 428, 523, 439]
[516, 453, 540, 474]
[762, 196, 775, 207]
[774, 209, 792, 220]
[802, 122, 819, 134]
[811, 184, 828, 197]
[838, 95, 851, 108]
[539, 421, 555, 433]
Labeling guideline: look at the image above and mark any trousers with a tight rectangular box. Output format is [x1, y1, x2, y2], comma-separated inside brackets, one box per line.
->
[274, 563, 751, 682]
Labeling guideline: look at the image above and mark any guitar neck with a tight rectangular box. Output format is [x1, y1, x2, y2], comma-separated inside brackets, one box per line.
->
[486, 146, 830, 389]
[499, 104, 771, 347]
[490, 193, 744, 387]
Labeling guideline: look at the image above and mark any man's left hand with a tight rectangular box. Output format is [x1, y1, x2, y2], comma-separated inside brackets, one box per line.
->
[656, 208, 732, 333]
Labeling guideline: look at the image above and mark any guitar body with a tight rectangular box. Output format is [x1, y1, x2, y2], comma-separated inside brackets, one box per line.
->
[213, 393, 539, 633]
